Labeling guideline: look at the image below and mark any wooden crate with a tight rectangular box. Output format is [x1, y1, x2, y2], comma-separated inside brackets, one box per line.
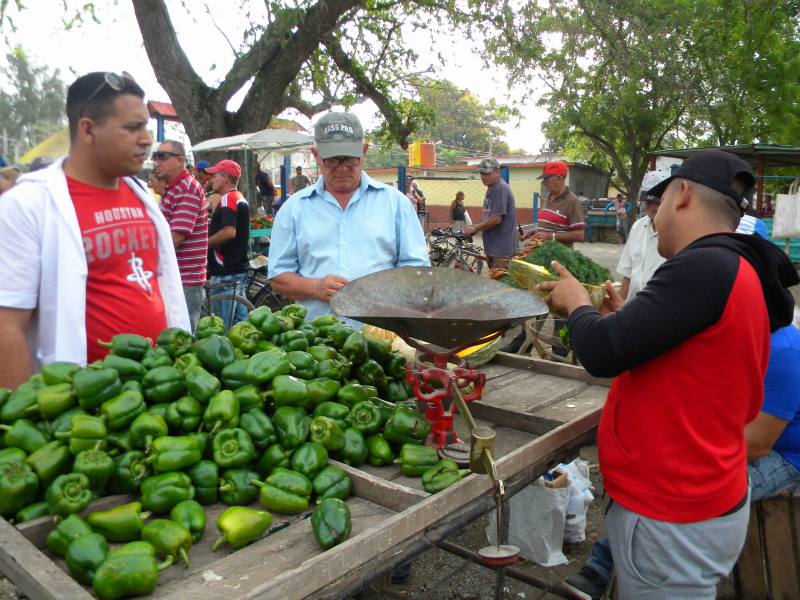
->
[0, 355, 607, 599]
[734, 490, 800, 599]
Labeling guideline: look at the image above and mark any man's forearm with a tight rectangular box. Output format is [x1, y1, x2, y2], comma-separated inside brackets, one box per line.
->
[270, 273, 317, 300]
[555, 229, 584, 243]
[0, 313, 34, 389]
[208, 227, 236, 249]
[171, 231, 186, 249]
[475, 216, 502, 233]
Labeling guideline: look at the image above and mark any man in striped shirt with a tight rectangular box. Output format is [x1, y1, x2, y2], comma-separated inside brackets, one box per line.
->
[154, 140, 208, 331]
[523, 161, 585, 246]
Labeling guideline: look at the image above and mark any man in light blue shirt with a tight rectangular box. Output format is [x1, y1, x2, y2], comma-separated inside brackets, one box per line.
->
[268, 112, 429, 320]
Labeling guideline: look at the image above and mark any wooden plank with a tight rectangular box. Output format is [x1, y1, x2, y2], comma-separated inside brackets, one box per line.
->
[481, 371, 589, 409]
[530, 384, 608, 424]
[0, 517, 93, 600]
[330, 460, 427, 511]
[762, 495, 800, 598]
[734, 501, 767, 599]
[493, 352, 612, 386]
[479, 363, 519, 381]
[469, 401, 561, 435]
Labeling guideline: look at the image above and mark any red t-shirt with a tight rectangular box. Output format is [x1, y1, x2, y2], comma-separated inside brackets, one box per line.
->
[68, 177, 167, 362]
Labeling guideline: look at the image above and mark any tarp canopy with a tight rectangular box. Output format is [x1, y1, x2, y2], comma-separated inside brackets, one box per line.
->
[192, 128, 313, 154]
[19, 128, 70, 163]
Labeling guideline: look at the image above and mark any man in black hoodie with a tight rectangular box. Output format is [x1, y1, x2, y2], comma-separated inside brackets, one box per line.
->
[542, 150, 798, 600]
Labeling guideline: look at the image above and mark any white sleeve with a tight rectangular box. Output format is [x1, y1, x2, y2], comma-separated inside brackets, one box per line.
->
[0, 186, 43, 308]
[616, 218, 641, 278]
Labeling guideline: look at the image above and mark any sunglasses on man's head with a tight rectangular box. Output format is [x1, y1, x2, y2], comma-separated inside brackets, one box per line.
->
[152, 151, 182, 161]
[79, 72, 135, 117]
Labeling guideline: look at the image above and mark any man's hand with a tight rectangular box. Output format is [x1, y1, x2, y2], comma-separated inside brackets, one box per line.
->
[462, 225, 476, 237]
[600, 280, 624, 314]
[529, 231, 553, 241]
[313, 274, 349, 303]
[538, 261, 592, 316]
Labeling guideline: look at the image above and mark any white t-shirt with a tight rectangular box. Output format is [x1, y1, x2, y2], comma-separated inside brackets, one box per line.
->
[616, 215, 666, 301]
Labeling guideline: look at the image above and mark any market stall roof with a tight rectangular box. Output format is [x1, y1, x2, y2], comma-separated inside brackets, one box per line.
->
[19, 128, 70, 163]
[192, 128, 313, 154]
[650, 144, 800, 169]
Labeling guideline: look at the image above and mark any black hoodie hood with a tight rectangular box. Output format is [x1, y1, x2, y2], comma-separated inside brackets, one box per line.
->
[691, 233, 798, 332]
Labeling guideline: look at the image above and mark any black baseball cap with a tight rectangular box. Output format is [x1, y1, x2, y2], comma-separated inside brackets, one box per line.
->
[648, 149, 755, 212]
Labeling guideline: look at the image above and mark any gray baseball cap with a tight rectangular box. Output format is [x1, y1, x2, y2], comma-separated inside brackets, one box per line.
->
[478, 157, 500, 174]
[314, 112, 364, 159]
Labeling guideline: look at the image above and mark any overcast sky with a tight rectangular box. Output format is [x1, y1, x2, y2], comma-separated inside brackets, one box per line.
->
[2, 1, 548, 154]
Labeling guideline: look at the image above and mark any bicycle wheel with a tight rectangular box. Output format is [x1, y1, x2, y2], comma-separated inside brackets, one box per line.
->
[251, 284, 290, 312]
[429, 240, 454, 266]
[206, 293, 254, 327]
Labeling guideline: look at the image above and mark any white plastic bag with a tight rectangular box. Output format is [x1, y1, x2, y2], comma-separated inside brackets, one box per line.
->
[558, 459, 595, 543]
[486, 476, 570, 566]
[773, 180, 800, 239]
[464, 209, 473, 226]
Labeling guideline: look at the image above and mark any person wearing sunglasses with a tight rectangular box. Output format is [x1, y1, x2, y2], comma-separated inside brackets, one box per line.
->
[152, 140, 209, 332]
[268, 111, 429, 320]
[0, 72, 190, 388]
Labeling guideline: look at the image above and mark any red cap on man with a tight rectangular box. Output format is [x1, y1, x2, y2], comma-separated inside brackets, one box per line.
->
[537, 161, 569, 179]
[206, 159, 242, 179]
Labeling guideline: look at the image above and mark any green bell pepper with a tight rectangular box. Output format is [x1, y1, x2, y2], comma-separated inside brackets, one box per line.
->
[73, 368, 122, 411]
[185, 365, 221, 403]
[129, 412, 168, 452]
[66, 532, 109, 584]
[142, 365, 185, 403]
[120, 379, 143, 394]
[156, 327, 193, 358]
[313, 401, 350, 428]
[165, 395, 203, 434]
[140, 346, 173, 370]
[203, 390, 240, 434]
[147, 402, 170, 419]
[15, 500, 50, 522]
[0, 447, 27, 467]
[290, 441, 328, 478]
[49, 406, 86, 436]
[170, 499, 206, 543]
[141, 518, 192, 567]
[327, 323, 355, 349]
[27, 383, 76, 420]
[273, 406, 310, 449]
[256, 443, 292, 477]
[46, 472, 93, 518]
[267, 375, 308, 409]
[315, 359, 342, 381]
[99, 390, 146, 431]
[88, 501, 151, 542]
[337, 383, 371, 409]
[247, 306, 281, 337]
[384, 405, 432, 445]
[366, 433, 394, 466]
[347, 401, 382, 435]
[42, 361, 82, 385]
[193, 334, 236, 372]
[312, 465, 352, 501]
[341, 331, 369, 364]
[311, 313, 339, 334]
[220, 358, 253, 389]
[93, 551, 159, 600]
[196, 315, 225, 339]
[146, 435, 202, 472]
[192, 431, 209, 456]
[384, 353, 407, 380]
[47, 513, 93, 557]
[227, 321, 262, 355]
[101, 355, 146, 382]
[296, 323, 319, 345]
[108, 450, 151, 494]
[286, 351, 317, 380]
[233, 384, 264, 412]
[252, 467, 312, 514]
[186, 459, 219, 505]
[25, 441, 72, 485]
[0, 387, 10, 415]
[212, 428, 256, 469]
[219, 467, 260, 505]
[278, 330, 308, 352]
[173, 352, 202, 375]
[365, 334, 393, 362]
[72, 443, 115, 493]
[106, 429, 134, 454]
[281, 303, 308, 326]
[56, 414, 107, 454]
[309, 416, 345, 451]
[394, 444, 440, 477]
[306, 378, 341, 407]
[356, 359, 387, 391]
[421, 459, 469, 494]
[308, 344, 337, 363]
[312, 498, 351, 550]
[385, 379, 413, 404]
[245, 349, 292, 385]
[239, 408, 277, 449]
[212, 506, 272, 551]
[337, 427, 368, 466]
[0, 418, 50, 453]
[140, 471, 195, 514]
[1, 380, 43, 423]
[98, 333, 152, 361]
[0, 460, 39, 518]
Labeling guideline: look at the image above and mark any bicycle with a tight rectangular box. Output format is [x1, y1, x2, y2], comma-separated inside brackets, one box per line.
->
[428, 227, 486, 274]
[201, 279, 254, 328]
[244, 265, 290, 312]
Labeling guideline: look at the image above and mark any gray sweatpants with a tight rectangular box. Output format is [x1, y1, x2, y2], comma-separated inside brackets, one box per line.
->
[607, 494, 750, 600]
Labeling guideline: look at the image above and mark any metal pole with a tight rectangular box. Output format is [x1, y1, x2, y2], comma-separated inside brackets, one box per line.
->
[282, 154, 291, 200]
[398, 165, 407, 191]
[533, 192, 539, 224]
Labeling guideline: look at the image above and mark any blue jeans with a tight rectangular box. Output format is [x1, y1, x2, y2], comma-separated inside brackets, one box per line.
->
[586, 453, 800, 586]
[183, 285, 204, 334]
[209, 273, 249, 329]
